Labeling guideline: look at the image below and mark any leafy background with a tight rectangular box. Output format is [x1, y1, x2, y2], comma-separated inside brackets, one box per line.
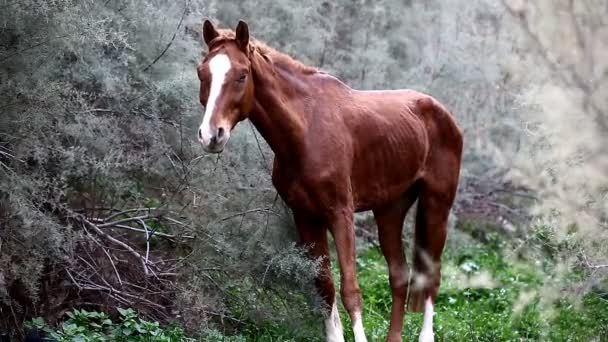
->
[0, 0, 606, 340]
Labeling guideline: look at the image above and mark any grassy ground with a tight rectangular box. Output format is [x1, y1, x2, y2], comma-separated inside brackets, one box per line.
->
[343, 237, 607, 341]
[230, 223, 608, 342]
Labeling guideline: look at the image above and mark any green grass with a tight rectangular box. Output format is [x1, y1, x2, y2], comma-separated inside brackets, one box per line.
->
[227, 229, 608, 341]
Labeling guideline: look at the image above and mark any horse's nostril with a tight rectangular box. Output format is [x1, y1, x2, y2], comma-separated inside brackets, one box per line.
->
[217, 127, 225, 138]
[198, 128, 203, 140]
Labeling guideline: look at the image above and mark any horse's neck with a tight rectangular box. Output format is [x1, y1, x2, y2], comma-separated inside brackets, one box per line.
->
[249, 60, 311, 165]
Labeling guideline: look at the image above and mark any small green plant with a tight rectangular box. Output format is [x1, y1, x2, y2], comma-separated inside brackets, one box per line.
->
[25, 308, 194, 342]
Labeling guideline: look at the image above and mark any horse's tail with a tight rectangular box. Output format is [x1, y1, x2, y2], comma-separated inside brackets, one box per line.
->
[407, 199, 435, 313]
[407, 94, 463, 313]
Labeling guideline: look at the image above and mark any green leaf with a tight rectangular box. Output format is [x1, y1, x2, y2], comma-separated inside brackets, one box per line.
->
[117, 307, 130, 316]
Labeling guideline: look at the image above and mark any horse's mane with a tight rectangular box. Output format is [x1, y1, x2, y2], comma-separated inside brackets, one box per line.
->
[211, 29, 318, 75]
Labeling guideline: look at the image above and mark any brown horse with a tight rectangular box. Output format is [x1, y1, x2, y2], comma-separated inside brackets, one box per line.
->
[196, 20, 463, 342]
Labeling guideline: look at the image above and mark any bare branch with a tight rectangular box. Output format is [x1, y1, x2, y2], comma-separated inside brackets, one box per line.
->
[137, 218, 151, 269]
[83, 230, 124, 287]
[80, 217, 152, 276]
[112, 224, 194, 240]
[97, 215, 151, 228]
[104, 208, 156, 222]
[218, 207, 280, 223]
[102, 247, 123, 287]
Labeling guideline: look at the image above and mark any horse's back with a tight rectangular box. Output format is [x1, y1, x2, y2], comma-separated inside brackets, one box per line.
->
[343, 88, 462, 210]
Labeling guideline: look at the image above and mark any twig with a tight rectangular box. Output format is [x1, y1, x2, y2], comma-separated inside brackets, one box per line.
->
[138, 219, 151, 269]
[581, 252, 608, 270]
[113, 224, 193, 240]
[248, 121, 270, 172]
[142, 0, 189, 72]
[261, 256, 276, 285]
[102, 247, 123, 287]
[218, 207, 278, 222]
[8, 300, 22, 337]
[490, 188, 539, 201]
[104, 208, 156, 222]
[487, 201, 527, 218]
[65, 268, 82, 290]
[67, 266, 167, 310]
[77, 108, 115, 114]
[588, 264, 608, 269]
[0, 34, 70, 63]
[81, 217, 151, 276]
[84, 229, 124, 286]
[98, 215, 151, 228]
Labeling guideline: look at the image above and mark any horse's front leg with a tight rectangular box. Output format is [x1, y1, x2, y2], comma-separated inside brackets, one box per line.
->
[329, 207, 367, 342]
[294, 212, 344, 342]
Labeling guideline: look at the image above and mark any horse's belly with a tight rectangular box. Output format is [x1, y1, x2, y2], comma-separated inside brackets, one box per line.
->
[352, 171, 420, 212]
[351, 144, 425, 211]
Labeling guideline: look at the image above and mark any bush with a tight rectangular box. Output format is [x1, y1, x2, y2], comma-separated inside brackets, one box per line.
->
[0, 0, 319, 337]
[2, 0, 605, 339]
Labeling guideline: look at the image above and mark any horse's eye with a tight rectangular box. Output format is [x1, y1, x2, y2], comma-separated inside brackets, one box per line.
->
[236, 74, 247, 83]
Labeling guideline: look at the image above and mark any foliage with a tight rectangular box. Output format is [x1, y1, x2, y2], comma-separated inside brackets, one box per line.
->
[501, 0, 608, 305]
[0, 0, 605, 339]
[25, 308, 193, 342]
[0, 0, 318, 336]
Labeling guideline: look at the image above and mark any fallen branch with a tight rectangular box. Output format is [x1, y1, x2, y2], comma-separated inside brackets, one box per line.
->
[98, 215, 151, 228]
[137, 218, 151, 269]
[104, 207, 156, 222]
[112, 224, 194, 240]
[588, 264, 608, 269]
[81, 218, 153, 276]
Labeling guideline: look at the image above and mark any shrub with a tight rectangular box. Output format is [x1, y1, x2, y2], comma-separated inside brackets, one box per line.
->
[25, 308, 194, 342]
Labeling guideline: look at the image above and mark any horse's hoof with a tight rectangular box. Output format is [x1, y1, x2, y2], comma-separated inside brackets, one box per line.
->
[326, 335, 345, 342]
[418, 332, 434, 342]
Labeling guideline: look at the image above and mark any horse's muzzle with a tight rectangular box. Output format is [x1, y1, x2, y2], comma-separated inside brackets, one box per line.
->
[198, 125, 230, 153]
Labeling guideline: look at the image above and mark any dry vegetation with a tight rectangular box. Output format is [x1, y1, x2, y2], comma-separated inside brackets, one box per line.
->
[0, 0, 606, 340]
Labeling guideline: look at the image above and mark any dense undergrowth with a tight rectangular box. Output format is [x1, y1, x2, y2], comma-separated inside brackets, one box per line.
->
[23, 220, 608, 341]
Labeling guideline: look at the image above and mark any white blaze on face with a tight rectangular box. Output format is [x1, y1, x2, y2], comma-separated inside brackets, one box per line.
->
[418, 297, 435, 342]
[352, 311, 367, 342]
[199, 53, 231, 146]
[324, 302, 345, 342]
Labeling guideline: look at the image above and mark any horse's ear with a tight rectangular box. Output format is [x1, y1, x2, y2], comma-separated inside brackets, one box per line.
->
[203, 19, 219, 47]
[235, 20, 249, 52]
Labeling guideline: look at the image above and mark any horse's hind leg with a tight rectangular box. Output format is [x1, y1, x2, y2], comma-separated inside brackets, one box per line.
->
[373, 184, 419, 342]
[409, 177, 459, 342]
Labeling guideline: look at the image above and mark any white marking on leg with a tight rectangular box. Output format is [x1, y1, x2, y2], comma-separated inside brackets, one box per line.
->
[352, 311, 367, 342]
[199, 54, 231, 146]
[418, 297, 435, 342]
[324, 302, 345, 342]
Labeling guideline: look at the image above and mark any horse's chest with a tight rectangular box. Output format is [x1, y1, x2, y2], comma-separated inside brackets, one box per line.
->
[273, 175, 317, 213]
[272, 170, 343, 216]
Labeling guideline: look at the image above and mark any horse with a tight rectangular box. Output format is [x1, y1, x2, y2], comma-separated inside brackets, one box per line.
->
[195, 20, 463, 342]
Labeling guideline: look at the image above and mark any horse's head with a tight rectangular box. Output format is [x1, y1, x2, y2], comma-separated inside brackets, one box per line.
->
[196, 20, 254, 153]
